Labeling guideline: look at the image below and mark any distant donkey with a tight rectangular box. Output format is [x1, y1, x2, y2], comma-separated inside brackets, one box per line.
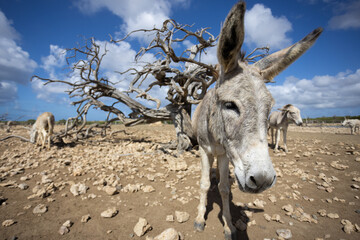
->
[268, 104, 303, 153]
[192, 1, 322, 239]
[30, 112, 55, 149]
[342, 118, 360, 135]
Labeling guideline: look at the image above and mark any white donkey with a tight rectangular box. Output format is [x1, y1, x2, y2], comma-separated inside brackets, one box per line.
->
[30, 112, 55, 149]
[192, 2, 322, 239]
[268, 104, 303, 153]
[342, 118, 360, 135]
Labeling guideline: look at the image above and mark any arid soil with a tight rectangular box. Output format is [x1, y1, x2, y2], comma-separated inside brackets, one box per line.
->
[0, 123, 359, 240]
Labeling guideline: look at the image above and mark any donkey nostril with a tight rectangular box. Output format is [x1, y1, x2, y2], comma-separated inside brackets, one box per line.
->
[250, 176, 257, 185]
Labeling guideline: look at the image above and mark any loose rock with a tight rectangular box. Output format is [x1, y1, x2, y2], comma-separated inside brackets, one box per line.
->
[33, 204, 47, 214]
[100, 208, 118, 218]
[175, 211, 189, 223]
[81, 214, 91, 223]
[103, 186, 117, 195]
[276, 229, 292, 239]
[153, 228, 180, 240]
[70, 183, 88, 196]
[2, 219, 16, 227]
[134, 217, 152, 237]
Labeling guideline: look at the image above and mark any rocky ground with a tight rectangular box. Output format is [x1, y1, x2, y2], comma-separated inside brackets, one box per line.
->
[0, 123, 359, 240]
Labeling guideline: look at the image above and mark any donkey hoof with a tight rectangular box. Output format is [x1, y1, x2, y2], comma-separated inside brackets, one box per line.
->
[224, 231, 237, 240]
[194, 221, 205, 232]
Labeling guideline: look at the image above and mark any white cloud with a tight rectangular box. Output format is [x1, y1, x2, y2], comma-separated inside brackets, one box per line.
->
[244, 4, 293, 50]
[328, 1, 360, 30]
[0, 81, 17, 103]
[74, 0, 188, 42]
[0, 11, 19, 40]
[41, 45, 67, 79]
[268, 69, 360, 111]
[31, 45, 69, 102]
[0, 10, 37, 104]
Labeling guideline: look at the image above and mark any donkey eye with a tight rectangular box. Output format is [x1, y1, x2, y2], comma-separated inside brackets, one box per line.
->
[224, 102, 239, 113]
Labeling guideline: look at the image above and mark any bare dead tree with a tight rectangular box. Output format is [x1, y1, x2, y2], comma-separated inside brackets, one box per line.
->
[31, 19, 268, 151]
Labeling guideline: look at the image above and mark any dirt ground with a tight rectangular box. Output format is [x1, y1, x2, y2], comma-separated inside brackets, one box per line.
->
[0, 123, 359, 240]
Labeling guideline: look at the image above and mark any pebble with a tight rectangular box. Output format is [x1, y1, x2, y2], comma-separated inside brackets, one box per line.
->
[175, 211, 189, 223]
[2, 219, 16, 227]
[153, 228, 181, 240]
[100, 208, 118, 218]
[133, 217, 152, 237]
[81, 214, 91, 223]
[268, 195, 277, 203]
[318, 209, 327, 217]
[276, 229, 292, 239]
[33, 204, 48, 214]
[59, 225, 69, 235]
[142, 185, 155, 193]
[327, 213, 339, 219]
[166, 215, 174, 222]
[62, 220, 73, 228]
[103, 186, 117, 195]
[341, 219, 355, 234]
[253, 199, 266, 208]
[70, 183, 88, 196]
[18, 183, 29, 190]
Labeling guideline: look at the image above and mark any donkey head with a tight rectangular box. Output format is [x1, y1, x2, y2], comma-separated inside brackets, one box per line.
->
[213, 1, 322, 193]
[279, 104, 303, 126]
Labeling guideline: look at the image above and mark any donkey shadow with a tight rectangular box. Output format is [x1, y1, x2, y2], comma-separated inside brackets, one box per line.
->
[200, 176, 264, 240]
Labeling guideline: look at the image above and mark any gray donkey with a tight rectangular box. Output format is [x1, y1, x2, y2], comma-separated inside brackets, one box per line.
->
[269, 104, 303, 153]
[192, 1, 322, 239]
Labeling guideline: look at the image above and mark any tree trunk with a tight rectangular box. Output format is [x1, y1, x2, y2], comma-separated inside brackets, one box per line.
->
[168, 104, 197, 152]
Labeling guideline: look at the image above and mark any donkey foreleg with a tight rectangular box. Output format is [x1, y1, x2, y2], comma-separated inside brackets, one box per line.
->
[194, 146, 214, 232]
[274, 129, 281, 152]
[283, 127, 288, 152]
[218, 155, 236, 239]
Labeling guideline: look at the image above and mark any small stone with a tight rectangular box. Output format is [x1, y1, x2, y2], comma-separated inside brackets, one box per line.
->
[276, 229, 292, 239]
[62, 220, 72, 228]
[253, 199, 265, 208]
[103, 186, 117, 195]
[153, 228, 180, 240]
[107, 230, 112, 234]
[18, 183, 29, 190]
[282, 204, 294, 214]
[100, 208, 118, 218]
[318, 209, 327, 217]
[166, 215, 174, 222]
[351, 184, 360, 189]
[327, 213, 339, 219]
[33, 204, 47, 214]
[59, 225, 69, 235]
[70, 183, 88, 196]
[271, 214, 282, 223]
[41, 175, 53, 184]
[143, 185, 155, 193]
[81, 214, 91, 223]
[264, 214, 271, 222]
[341, 219, 355, 234]
[268, 195, 277, 203]
[2, 219, 16, 227]
[134, 217, 152, 237]
[175, 211, 189, 223]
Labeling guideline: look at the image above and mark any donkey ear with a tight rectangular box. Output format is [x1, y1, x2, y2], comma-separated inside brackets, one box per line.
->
[217, 1, 246, 74]
[254, 27, 323, 81]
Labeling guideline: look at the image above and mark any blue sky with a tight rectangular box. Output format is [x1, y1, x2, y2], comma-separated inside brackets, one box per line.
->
[0, 0, 359, 121]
